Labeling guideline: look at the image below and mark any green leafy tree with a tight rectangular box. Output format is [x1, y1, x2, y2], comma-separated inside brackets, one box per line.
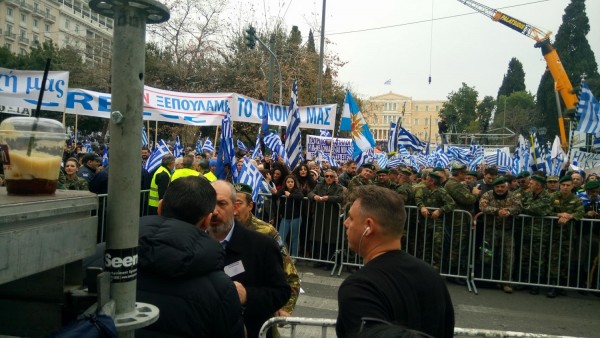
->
[476, 96, 496, 134]
[497, 57, 526, 100]
[536, 0, 600, 139]
[492, 91, 537, 143]
[439, 83, 479, 140]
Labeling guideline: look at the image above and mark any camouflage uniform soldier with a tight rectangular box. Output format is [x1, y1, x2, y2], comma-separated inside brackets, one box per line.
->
[414, 171, 456, 270]
[479, 177, 522, 293]
[375, 169, 397, 190]
[520, 175, 553, 294]
[347, 163, 375, 192]
[547, 176, 584, 298]
[444, 163, 478, 275]
[233, 184, 300, 321]
[395, 168, 415, 205]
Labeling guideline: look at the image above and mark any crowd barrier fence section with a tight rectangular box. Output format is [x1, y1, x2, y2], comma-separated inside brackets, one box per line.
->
[471, 212, 600, 294]
[94, 191, 600, 294]
[259, 317, 336, 338]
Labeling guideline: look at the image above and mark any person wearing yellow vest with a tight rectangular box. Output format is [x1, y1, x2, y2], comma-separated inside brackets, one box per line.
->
[198, 158, 218, 182]
[171, 154, 200, 182]
[148, 154, 176, 215]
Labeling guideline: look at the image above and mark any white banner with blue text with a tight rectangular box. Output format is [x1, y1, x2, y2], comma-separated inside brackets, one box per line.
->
[305, 135, 353, 162]
[0, 68, 69, 112]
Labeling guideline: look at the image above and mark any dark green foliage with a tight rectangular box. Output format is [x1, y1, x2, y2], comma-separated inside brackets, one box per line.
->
[497, 58, 526, 100]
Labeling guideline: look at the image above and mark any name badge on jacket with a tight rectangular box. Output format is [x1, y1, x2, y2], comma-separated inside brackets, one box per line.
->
[224, 260, 245, 277]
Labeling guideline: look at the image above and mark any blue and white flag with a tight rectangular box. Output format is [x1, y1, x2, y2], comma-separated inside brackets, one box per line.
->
[237, 139, 248, 152]
[398, 127, 426, 152]
[202, 138, 215, 153]
[251, 133, 263, 160]
[384, 79, 392, 85]
[340, 90, 376, 159]
[237, 158, 265, 202]
[320, 129, 332, 137]
[83, 140, 93, 153]
[375, 152, 388, 169]
[388, 119, 400, 153]
[174, 135, 184, 158]
[285, 80, 303, 169]
[216, 110, 236, 180]
[497, 149, 513, 169]
[354, 148, 374, 167]
[575, 81, 600, 133]
[142, 125, 149, 148]
[195, 136, 203, 154]
[434, 148, 449, 168]
[264, 132, 286, 159]
[316, 150, 338, 168]
[144, 139, 171, 173]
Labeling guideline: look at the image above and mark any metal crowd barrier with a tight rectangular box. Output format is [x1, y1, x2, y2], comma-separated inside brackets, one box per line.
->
[259, 317, 336, 338]
[93, 191, 600, 295]
[471, 212, 600, 294]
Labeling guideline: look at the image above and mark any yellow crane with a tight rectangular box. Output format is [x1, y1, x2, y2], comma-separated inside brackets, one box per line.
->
[456, 0, 577, 148]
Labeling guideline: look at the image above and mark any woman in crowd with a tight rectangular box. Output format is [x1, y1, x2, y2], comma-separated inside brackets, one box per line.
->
[58, 157, 89, 190]
[271, 163, 290, 191]
[293, 163, 317, 256]
[274, 175, 304, 256]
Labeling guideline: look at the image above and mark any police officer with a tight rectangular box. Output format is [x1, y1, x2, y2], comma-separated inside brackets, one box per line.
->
[148, 154, 176, 215]
[170, 154, 200, 182]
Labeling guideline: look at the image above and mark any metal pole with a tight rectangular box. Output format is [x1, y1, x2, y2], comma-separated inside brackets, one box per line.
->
[89, 1, 169, 337]
[317, 0, 326, 105]
[268, 34, 275, 103]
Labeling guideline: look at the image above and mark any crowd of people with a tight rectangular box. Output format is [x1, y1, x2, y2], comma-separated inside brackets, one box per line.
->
[6, 137, 600, 336]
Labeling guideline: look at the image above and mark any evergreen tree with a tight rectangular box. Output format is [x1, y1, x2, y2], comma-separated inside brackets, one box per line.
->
[497, 57, 526, 100]
[476, 96, 496, 134]
[536, 0, 599, 139]
[307, 30, 316, 53]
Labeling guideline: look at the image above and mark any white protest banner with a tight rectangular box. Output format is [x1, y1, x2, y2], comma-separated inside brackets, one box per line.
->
[305, 135, 352, 163]
[570, 150, 600, 170]
[63, 88, 337, 130]
[232, 94, 337, 131]
[0, 105, 32, 116]
[0, 68, 69, 112]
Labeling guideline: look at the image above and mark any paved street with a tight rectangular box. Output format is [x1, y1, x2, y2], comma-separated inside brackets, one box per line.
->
[273, 261, 600, 337]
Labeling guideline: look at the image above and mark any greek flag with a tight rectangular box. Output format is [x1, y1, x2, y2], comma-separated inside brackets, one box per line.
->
[320, 129, 332, 137]
[468, 153, 484, 171]
[251, 133, 263, 160]
[384, 79, 391, 85]
[101, 145, 109, 167]
[202, 138, 215, 153]
[529, 131, 545, 172]
[398, 127, 426, 152]
[434, 148, 449, 168]
[512, 142, 521, 175]
[144, 140, 171, 173]
[497, 149, 513, 168]
[575, 81, 600, 133]
[195, 136, 203, 154]
[174, 135, 184, 158]
[375, 152, 388, 169]
[316, 150, 338, 168]
[83, 140, 93, 153]
[237, 139, 248, 152]
[285, 80, 303, 169]
[216, 110, 236, 180]
[354, 148, 374, 167]
[264, 132, 286, 159]
[388, 119, 400, 153]
[142, 125, 149, 148]
[237, 158, 265, 202]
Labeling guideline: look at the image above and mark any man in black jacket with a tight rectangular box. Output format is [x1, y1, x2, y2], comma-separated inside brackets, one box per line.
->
[209, 180, 291, 338]
[136, 176, 245, 337]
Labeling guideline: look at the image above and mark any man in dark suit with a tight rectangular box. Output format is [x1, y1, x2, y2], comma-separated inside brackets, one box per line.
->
[208, 180, 291, 338]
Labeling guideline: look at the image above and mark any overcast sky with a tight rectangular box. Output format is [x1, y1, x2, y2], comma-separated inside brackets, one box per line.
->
[235, 0, 600, 101]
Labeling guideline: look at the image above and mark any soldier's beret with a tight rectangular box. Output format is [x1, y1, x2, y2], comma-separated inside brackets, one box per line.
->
[585, 180, 600, 190]
[377, 169, 389, 174]
[433, 167, 445, 172]
[530, 175, 546, 185]
[517, 171, 531, 178]
[558, 175, 572, 183]
[466, 170, 478, 177]
[492, 177, 507, 186]
[400, 168, 412, 176]
[234, 183, 253, 195]
[388, 168, 400, 175]
[428, 172, 442, 182]
[361, 163, 376, 171]
[451, 163, 467, 172]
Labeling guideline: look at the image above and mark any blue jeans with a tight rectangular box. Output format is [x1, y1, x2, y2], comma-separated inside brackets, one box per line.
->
[279, 217, 301, 257]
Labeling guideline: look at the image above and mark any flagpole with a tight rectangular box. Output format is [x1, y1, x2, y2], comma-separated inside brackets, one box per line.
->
[154, 121, 158, 147]
[74, 113, 78, 144]
[214, 125, 220, 151]
[146, 120, 150, 146]
[529, 131, 538, 169]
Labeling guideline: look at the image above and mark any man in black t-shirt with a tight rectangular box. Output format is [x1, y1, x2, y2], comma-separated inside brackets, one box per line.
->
[337, 185, 455, 338]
